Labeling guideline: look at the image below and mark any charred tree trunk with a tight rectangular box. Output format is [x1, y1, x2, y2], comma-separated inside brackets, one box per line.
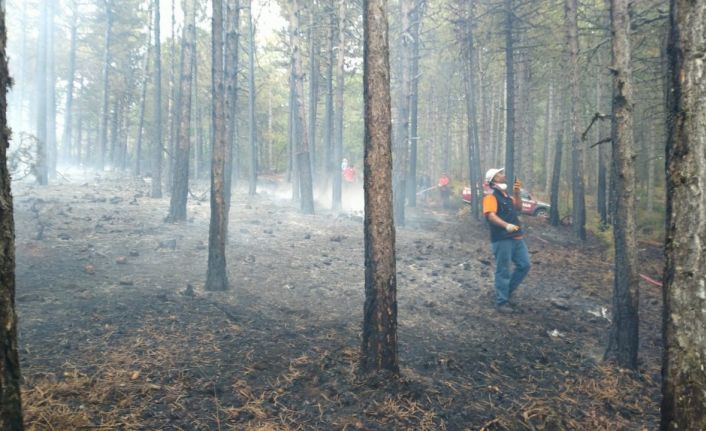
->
[109, 98, 119, 165]
[247, 1, 258, 196]
[565, 0, 586, 240]
[406, 0, 422, 208]
[307, 6, 319, 180]
[662, 0, 706, 427]
[167, 0, 196, 223]
[503, 0, 515, 182]
[206, 0, 229, 291]
[604, 0, 639, 370]
[290, 0, 315, 214]
[393, 0, 411, 226]
[463, 0, 482, 220]
[361, 0, 399, 375]
[98, 2, 113, 170]
[35, 0, 48, 185]
[62, 1, 78, 164]
[151, 0, 163, 198]
[47, 0, 56, 176]
[549, 131, 563, 227]
[0, 6, 24, 428]
[225, 0, 240, 210]
[166, 0, 177, 190]
[332, 0, 345, 211]
[135, 4, 153, 176]
[323, 10, 334, 188]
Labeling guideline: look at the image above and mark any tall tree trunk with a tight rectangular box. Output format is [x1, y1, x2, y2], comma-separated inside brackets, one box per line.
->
[247, 1, 258, 196]
[46, 0, 56, 176]
[565, 0, 586, 240]
[503, 0, 515, 182]
[393, 0, 411, 226]
[151, 0, 163, 198]
[662, 0, 706, 427]
[267, 87, 273, 171]
[224, 0, 240, 210]
[543, 83, 553, 193]
[549, 131, 563, 227]
[166, 0, 196, 223]
[307, 6, 319, 182]
[76, 90, 83, 164]
[604, 0, 639, 369]
[99, 1, 113, 170]
[463, 0, 482, 220]
[135, 3, 153, 176]
[0, 5, 24, 427]
[323, 9, 334, 188]
[166, 0, 177, 190]
[290, 0, 315, 214]
[135, 11, 152, 176]
[206, 0, 229, 291]
[109, 98, 119, 165]
[332, 0, 345, 210]
[62, 1, 78, 164]
[361, 0, 398, 375]
[406, 0, 422, 207]
[35, 0, 48, 185]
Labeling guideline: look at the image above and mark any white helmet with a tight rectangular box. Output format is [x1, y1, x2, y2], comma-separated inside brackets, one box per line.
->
[485, 167, 504, 184]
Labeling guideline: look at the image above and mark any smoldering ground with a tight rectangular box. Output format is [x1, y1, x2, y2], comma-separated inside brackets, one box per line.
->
[14, 171, 662, 430]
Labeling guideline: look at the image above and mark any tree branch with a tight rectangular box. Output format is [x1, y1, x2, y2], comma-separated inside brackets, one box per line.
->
[581, 112, 611, 141]
[590, 137, 612, 148]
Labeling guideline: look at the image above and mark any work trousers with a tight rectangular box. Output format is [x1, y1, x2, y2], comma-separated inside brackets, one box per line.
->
[491, 238, 530, 306]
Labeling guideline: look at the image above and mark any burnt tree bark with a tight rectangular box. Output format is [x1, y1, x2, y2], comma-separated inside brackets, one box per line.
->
[206, 0, 230, 291]
[549, 131, 563, 227]
[503, 0, 515, 182]
[393, 0, 411, 226]
[405, 0, 422, 208]
[247, 1, 258, 196]
[35, 0, 48, 185]
[0, 4, 24, 427]
[604, 0, 639, 370]
[225, 0, 240, 210]
[135, 3, 153, 176]
[290, 0, 315, 214]
[2, 13, 21, 431]
[565, 0, 586, 240]
[323, 8, 334, 189]
[662, 0, 706, 427]
[46, 0, 56, 176]
[332, 0, 345, 211]
[307, 5, 319, 180]
[98, 1, 113, 170]
[151, 0, 163, 198]
[62, 1, 78, 164]
[361, 0, 399, 375]
[166, 0, 196, 223]
[462, 0, 482, 220]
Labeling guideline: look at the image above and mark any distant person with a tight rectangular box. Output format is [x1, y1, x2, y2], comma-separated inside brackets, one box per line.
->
[438, 173, 450, 209]
[341, 158, 348, 171]
[343, 164, 357, 183]
[482, 167, 530, 313]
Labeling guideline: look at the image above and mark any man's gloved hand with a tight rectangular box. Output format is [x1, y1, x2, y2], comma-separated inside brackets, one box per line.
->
[513, 178, 522, 193]
[505, 223, 520, 232]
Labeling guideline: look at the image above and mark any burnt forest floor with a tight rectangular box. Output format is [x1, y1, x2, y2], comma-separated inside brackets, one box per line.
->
[13, 171, 663, 430]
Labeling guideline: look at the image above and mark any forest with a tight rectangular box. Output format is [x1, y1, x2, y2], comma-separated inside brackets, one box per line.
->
[0, 0, 704, 429]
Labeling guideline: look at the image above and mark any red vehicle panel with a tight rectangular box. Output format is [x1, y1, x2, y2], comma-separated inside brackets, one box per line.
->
[463, 182, 550, 217]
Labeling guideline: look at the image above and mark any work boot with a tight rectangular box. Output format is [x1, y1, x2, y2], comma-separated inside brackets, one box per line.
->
[495, 303, 515, 314]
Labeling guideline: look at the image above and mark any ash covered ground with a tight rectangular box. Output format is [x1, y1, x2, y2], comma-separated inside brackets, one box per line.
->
[13, 170, 662, 430]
